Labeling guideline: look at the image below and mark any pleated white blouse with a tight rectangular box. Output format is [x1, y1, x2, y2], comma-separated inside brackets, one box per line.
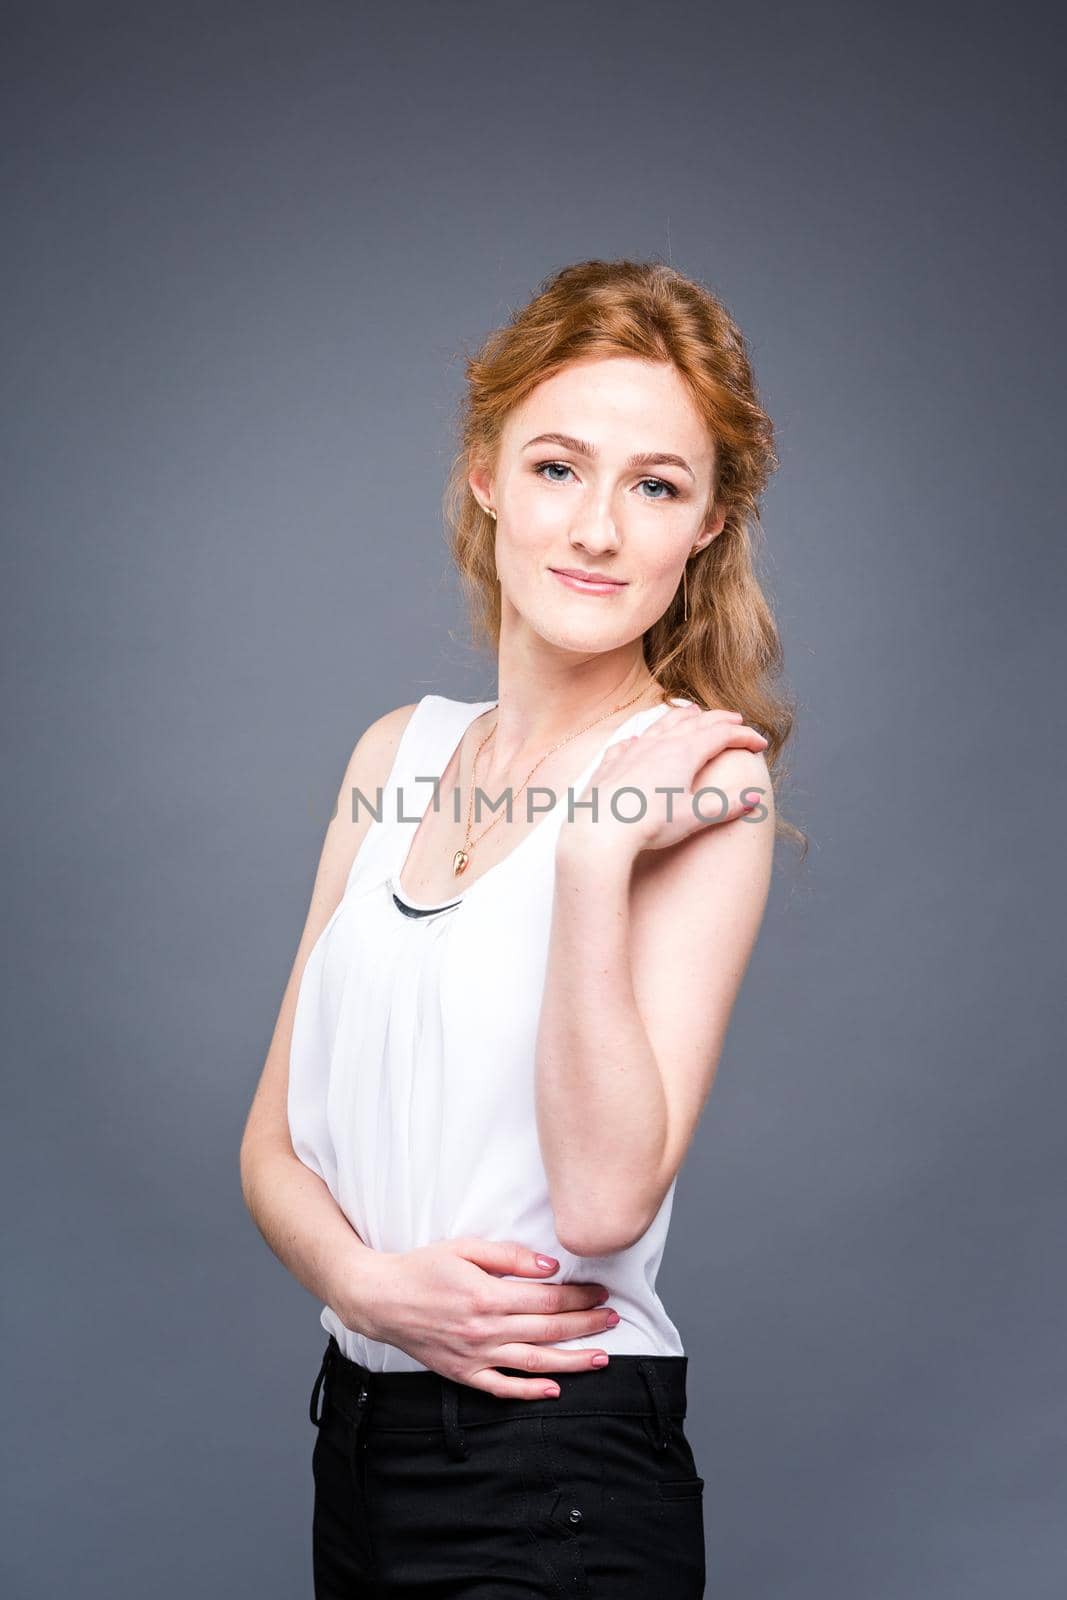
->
[287, 692, 692, 1370]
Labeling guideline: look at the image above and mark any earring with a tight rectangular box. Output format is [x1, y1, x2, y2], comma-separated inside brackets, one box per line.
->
[682, 545, 700, 621]
[489, 509, 497, 520]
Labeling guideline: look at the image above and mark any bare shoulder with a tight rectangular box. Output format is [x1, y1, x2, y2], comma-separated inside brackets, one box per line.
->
[346, 697, 421, 770]
[699, 745, 776, 826]
[283, 693, 424, 976]
[238, 696, 421, 1164]
[631, 744, 775, 913]
[292, 692, 425, 950]
[335, 699, 422, 831]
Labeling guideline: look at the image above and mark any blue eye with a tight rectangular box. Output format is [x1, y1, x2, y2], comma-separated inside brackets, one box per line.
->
[533, 462, 679, 500]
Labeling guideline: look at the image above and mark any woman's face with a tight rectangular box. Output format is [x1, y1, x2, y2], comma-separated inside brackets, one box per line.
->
[470, 355, 724, 654]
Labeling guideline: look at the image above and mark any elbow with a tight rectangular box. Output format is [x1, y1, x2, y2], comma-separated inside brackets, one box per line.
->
[241, 1133, 299, 1213]
[239, 1140, 255, 1210]
[554, 1206, 651, 1260]
[239, 1135, 268, 1211]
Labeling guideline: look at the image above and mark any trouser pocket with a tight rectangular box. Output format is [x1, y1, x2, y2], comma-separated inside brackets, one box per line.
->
[518, 1415, 593, 1599]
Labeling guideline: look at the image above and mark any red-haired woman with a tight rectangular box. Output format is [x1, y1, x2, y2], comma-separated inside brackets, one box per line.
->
[241, 258, 801, 1597]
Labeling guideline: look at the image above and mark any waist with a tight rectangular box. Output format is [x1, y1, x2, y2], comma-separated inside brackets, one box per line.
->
[316, 1332, 689, 1430]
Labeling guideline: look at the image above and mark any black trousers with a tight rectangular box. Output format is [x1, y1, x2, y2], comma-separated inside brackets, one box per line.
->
[307, 1334, 706, 1597]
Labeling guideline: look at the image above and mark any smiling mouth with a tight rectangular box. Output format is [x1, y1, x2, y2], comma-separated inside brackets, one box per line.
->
[549, 568, 628, 591]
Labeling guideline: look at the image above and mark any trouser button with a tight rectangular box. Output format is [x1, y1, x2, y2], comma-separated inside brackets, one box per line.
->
[568, 1507, 583, 1525]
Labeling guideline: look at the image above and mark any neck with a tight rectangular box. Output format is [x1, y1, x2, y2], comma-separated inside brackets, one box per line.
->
[482, 652, 662, 782]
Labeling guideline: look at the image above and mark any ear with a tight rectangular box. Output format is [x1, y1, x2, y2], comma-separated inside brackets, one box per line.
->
[695, 501, 728, 551]
[468, 462, 494, 514]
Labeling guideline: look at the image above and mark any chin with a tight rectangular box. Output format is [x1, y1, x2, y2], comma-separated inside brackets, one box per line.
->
[537, 620, 635, 654]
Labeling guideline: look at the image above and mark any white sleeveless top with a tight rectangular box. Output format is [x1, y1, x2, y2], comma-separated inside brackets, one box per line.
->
[287, 692, 694, 1371]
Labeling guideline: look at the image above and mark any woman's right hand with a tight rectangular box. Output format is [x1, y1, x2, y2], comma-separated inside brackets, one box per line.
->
[350, 1236, 619, 1399]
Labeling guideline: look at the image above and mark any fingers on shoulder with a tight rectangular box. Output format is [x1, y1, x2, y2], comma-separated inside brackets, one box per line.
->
[701, 746, 776, 830]
[700, 743, 771, 792]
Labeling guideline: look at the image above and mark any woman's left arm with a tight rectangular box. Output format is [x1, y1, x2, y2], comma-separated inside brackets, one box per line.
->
[537, 721, 775, 1257]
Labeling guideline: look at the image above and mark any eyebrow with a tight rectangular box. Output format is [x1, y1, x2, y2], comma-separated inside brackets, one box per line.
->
[521, 431, 696, 482]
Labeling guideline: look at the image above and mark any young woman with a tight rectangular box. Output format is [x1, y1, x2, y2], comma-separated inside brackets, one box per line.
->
[240, 258, 800, 1597]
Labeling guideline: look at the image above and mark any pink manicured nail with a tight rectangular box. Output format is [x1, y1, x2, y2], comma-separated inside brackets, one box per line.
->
[591, 1353, 610, 1367]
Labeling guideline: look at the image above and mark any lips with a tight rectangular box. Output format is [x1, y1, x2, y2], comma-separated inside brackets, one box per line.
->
[550, 567, 627, 590]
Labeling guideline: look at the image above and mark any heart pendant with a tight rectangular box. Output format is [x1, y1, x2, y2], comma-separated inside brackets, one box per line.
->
[452, 849, 470, 876]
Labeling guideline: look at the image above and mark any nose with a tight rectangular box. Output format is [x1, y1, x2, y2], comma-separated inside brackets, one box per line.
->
[568, 498, 621, 557]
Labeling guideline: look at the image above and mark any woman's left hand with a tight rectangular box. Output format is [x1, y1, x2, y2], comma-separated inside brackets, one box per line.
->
[560, 703, 770, 865]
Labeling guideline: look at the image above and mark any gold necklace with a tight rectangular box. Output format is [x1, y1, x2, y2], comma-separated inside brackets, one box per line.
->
[451, 686, 658, 876]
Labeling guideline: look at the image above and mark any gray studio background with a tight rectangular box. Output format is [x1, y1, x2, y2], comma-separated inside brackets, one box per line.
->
[3, 2, 1064, 1596]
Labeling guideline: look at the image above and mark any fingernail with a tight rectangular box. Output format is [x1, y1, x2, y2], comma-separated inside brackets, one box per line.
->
[536, 1255, 558, 1270]
[543, 1384, 560, 1397]
[591, 1354, 609, 1367]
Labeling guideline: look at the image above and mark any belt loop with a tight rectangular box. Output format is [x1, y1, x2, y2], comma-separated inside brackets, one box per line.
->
[309, 1336, 338, 1428]
[637, 1358, 671, 1451]
[439, 1377, 469, 1461]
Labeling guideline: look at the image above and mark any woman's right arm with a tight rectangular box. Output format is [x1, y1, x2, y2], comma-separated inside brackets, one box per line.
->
[238, 701, 418, 1337]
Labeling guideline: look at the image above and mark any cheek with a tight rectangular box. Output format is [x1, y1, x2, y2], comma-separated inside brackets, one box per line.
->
[533, 500, 568, 539]
[624, 555, 689, 625]
[508, 477, 571, 536]
[494, 528, 545, 589]
[500, 514, 563, 571]
[637, 550, 687, 594]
